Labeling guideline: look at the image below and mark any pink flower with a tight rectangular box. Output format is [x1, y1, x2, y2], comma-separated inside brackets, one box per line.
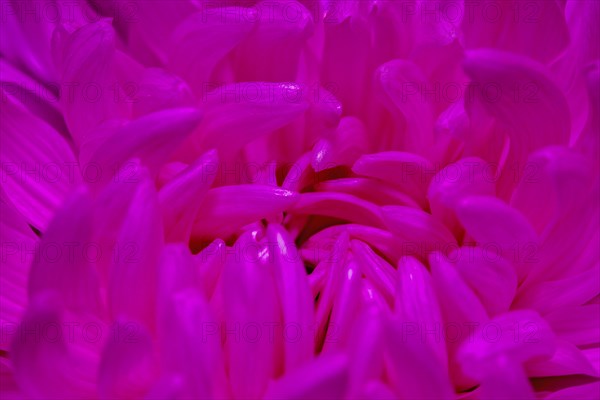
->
[1, 1, 599, 399]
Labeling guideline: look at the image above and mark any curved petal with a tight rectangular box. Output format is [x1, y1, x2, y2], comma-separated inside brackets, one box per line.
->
[289, 192, 385, 228]
[191, 185, 298, 240]
[1, 93, 80, 230]
[159, 150, 218, 243]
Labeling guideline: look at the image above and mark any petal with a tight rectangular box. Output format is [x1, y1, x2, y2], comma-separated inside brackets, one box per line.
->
[374, 60, 435, 155]
[316, 177, 421, 207]
[27, 188, 102, 315]
[56, 20, 127, 145]
[382, 206, 457, 257]
[266, 224, 315, 371]
[98, 320, 155, 399]
[230, 1, 314, 82]
[463, 49, 571, 196]
[353, 151, 433, 205]
[544, 305, 600, 347]
[11, 293, 97, 399]
[458, 310, 556, 376]
[396, 256, 447, 367]
[82, 108, 202, 190]
[427, 157, 496, 236]
[108, 172, 163, 329]
[167, 7, 257, 93]
[221, 232, 282, 399]
[526, 340, 597, 378]
[160, 289, 226, 399]
[461, 0, 569, 63]
[0, 199, 36, 348]
[454, 195, 539, 281]
[289, 192, 385, 228]
[452, 246, 518, 316]
[180, 83, 308, 164]
[384, 314, 454, 399]
[195, 239, 227, 301]
[191, 185, 298, 241]
[351, 240, 396, 308]
[159, 150, 218, 243]
[0, 94, 80, 231]
[263, 354, 349, 400]
[546, 382, 600, 400]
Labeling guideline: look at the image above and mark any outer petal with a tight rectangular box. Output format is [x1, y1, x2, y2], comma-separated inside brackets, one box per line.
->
[461, 0, 569, 63]
[0, 93, 80, 230]
[221, 232, 282, 399]
[98, 320, 155, 400]
[266, 224, 315, 371]
[191, 185, 298, 241]
[55, 20, 126, 145]
[108, 172, 163, 329]
[0, 199, 37, 348]
[455, 195, 539, 281]
[463, 50, 571, 196]
[263, 354, 349, 400]
[159, 150, 218, 243]
[81, 108, 202, 190]
[27, 188, 102, 315]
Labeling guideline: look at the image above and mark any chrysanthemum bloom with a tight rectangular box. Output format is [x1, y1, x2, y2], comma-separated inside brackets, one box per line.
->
[1, 0, 599, 399]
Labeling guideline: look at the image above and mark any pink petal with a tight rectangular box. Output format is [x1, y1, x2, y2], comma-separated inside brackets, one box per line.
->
[263, 354, 349, 400]
[353, 151, 433, 206]
[98, 320, 155, 399]
[317, 177, 421, 207]
[167, 7, 257, 93]
[384, 313, 454, 399]
[427, 157, 496, 237]
[108, 173, 163, 329]
[221, 232, 282, 399]
[0, 94, 81, 230]
[396, 256, 447, 368]
[546, 382, 600, 400]
[180, 83, 308, 164]
[27, 188, 102, 315]
[194, 239, 227, 301]
[191, 185, 298, 241]
[266, 224, 315, 371]
[351, 240, 397, 308]
[452, 246, 518, 316]
[55, 20, 127, 145]
[463, 49, 571, 196]
[0, 199, 36, 348]
[289, 192, 385, 228]
[461, 0, 569, 63]
[374, 60, 435, 155]
[11, 293, 97, 399]
[545, 305, 600, 347]
[159, 150, 218, 243]
[82, 108, 202, 190]
[526, 340, 597, 378]
[382, 206, 457, 258]
[230, 1, 314, 82]
[454, 195, 539, 281]
[160, 289, 226, 399]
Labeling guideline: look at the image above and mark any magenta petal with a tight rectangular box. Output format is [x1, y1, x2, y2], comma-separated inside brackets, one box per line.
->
[98, 320, 155, 399]
[192, 185, 298, 240]
[82, 108, 202, 189]
[266, 224, 315, 370]
[0, 95, 81, 230]
[263, 354, 349, 400]
[0, 200, 36, 348]
[159, 150, 218, 243]
[108, 173, 163, 329]
[27, 188, 102, 315]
